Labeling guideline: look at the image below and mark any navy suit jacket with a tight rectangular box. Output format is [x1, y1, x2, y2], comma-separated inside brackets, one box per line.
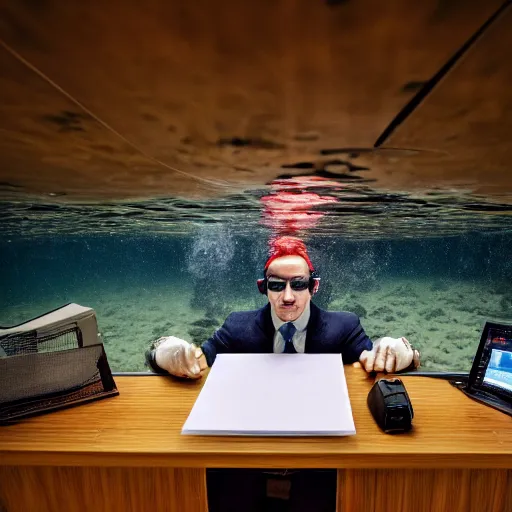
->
[201, 302, 372, 367]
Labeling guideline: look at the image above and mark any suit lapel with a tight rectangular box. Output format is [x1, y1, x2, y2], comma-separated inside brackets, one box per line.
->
[305, 302, 322, 353]
[255, 303, 275, 353]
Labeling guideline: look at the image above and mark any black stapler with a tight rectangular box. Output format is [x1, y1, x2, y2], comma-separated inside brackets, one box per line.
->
[367, 378, 414, 434]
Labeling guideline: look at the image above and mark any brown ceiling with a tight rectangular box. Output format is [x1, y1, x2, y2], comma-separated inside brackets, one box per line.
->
[0, 0, 510, 201]
[378, 1, 512, 199]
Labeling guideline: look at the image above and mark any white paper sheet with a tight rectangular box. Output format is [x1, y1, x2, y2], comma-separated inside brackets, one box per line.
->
[182, 353, 356, 436]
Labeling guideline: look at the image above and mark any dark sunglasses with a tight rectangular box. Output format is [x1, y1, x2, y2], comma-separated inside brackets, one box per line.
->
[257, 277, 316, 294]
[267, 279, 310, 292]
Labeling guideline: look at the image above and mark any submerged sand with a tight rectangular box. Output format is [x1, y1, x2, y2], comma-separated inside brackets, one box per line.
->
[2, 276, 510, 373]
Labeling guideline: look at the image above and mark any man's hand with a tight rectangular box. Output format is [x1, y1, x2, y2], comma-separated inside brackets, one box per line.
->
[357, 337, 420, 373]
[154, 336, 208, 379]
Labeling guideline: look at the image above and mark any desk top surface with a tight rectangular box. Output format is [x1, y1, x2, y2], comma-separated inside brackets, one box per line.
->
[1, 366, 510, 468]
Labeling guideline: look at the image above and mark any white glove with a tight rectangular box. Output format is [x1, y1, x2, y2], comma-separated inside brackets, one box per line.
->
[154, 336, 206, 379]
[359, 337, 420, 373]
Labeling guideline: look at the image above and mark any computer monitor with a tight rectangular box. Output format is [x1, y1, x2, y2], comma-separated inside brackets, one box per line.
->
[464, 321, 512, 415]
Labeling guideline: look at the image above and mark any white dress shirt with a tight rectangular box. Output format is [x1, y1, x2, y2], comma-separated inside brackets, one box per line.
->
[271, 302, 310, 353]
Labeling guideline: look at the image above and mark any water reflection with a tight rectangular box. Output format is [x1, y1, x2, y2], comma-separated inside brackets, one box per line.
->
[1, 179, 510, 239]
[260, 177, 339, 234]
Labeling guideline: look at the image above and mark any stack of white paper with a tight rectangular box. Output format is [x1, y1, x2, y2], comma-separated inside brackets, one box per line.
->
[182, 353, 355, 436]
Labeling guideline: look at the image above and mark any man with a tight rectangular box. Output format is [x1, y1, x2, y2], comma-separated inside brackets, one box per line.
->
[146, 236, 420, 377]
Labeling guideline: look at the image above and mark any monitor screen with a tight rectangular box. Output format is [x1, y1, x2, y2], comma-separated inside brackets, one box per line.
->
[483, 346, 512, 393]
[472, 324, 512, 398]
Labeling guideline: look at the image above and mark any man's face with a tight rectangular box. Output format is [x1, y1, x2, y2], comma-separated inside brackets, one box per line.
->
[266, 255, 312, 322]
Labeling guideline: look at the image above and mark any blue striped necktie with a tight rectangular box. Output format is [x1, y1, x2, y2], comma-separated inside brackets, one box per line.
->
[279, 322, 297, 353]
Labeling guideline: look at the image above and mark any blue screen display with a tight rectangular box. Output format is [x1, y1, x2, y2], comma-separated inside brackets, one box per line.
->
[483, 348, 512, 393]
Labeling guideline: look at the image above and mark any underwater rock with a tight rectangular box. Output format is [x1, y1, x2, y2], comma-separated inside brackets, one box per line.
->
[425, 352, 451, 366]
[151, 326, 164, 338]
[188, 326, 215, 344]
[499, 295, 512, 314]
[372, 305, 393, 316]
[151, 321, 174, 338]
[421, 307, 446, 321]
[191, 317, 219, 328]
[454, 339, 466, 349]
[358, 281, 381, 293]
[467, 303, 498, 317]
[328, 298, 367, 318]
[392, 284, 418, 297]
[205, 302, 234, 321]
[347, 303, 367, 318]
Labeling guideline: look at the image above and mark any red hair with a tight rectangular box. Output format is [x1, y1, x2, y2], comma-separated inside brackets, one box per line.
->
[264, 236, 315, 272]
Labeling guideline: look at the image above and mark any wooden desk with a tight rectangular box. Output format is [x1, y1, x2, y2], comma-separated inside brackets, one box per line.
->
[0, 367, 511, 511]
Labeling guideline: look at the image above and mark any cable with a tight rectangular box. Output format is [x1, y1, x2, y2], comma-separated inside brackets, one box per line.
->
[374, 0, 512, 147]
[397, 371, 469, 380]
[0, 38, 230, 191]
